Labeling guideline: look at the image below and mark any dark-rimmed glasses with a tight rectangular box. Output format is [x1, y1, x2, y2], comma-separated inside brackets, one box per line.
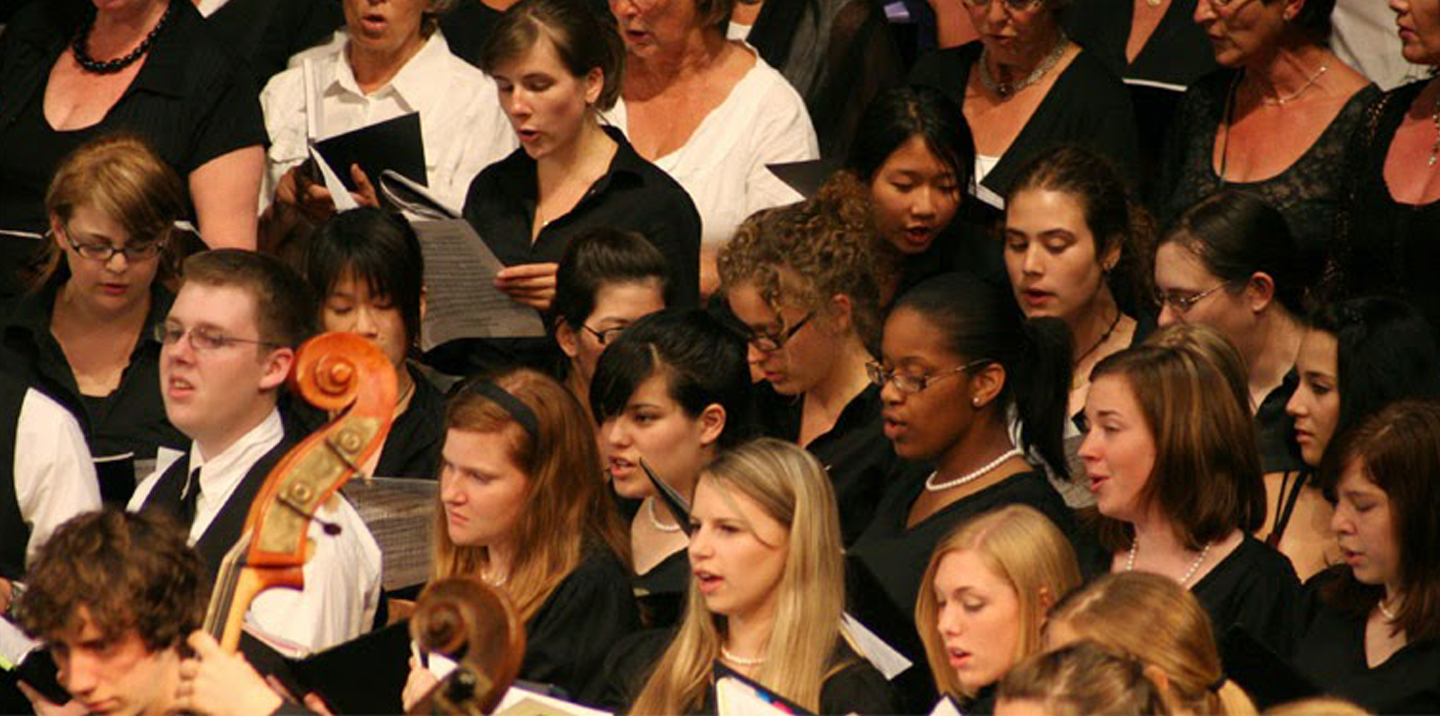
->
[62, 225, 165, 263]
[743, 312, 815, 353]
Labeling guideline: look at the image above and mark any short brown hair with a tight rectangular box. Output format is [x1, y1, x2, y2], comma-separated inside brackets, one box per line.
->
[1090, 326, 1266, 551]
[718, 174, 887, 349]
[1323, 400, 1440, 642]
[180, 249, 319, 348]
[19, 509, 205, 652]
[35, 133, 186, 289]
[479, 0, 625, 110]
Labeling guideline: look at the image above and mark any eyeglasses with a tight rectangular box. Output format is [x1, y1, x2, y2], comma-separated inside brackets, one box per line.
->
[742, 312, 815, 353]
[959, 0, 1044, 12]
[1201, 0, 1257, 11]
[62, 226, 165, 262]
[154, 323, 281, 352]
[1154, 283, 1229, 314]
[583, 324, 628, 346]
[865, 358, 992, 395]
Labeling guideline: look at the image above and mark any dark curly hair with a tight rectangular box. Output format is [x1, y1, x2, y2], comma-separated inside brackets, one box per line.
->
[19, 509, 206, 652]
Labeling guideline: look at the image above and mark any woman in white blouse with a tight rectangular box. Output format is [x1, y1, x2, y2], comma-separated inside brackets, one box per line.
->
[608, 0, 819, 296]
[260, 0, 516, 219]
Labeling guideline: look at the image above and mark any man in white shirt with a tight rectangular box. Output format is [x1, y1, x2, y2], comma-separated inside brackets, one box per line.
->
[129, 249, 381, 654]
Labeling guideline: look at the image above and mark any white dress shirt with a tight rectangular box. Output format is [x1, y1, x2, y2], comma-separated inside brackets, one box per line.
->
[15, 389, 101, 567]
[604, 47, 819, 246]
[260, 28, 517, 215]
[130, 410, 382, 654]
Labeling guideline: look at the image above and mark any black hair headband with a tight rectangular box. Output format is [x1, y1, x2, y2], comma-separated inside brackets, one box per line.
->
[469, 382, 539, 440]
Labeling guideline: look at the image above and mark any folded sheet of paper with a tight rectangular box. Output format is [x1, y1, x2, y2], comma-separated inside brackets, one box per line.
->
[413, 219, 548, 349]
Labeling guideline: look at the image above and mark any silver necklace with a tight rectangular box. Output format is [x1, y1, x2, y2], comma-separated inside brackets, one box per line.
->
[924, 447, 1024, 492]
[720, 646, 767, 666]
[1126, 537, 1213, 587]
[1260, 64, 1328, 106]
[1428, 91, 1440, 167]
[646, 497, 683, 533]
[979, 33, 1068, 99]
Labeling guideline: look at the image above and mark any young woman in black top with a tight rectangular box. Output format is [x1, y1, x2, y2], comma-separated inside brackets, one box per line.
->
[302, 208, 446, 480]
[1081, 323, 1300, 653]
[438, 0, 700, 375]
[847, 272, 1075, 709]
[403, 367, 638, 706]
[1154, 190, 1312, 475]
[1293, 400, 1440, 715]
[606, 439, 895, 715]
[552, 227, 671, 420]
[1279, 297, 1440, 579]
[844, 87, 983, 296]
[719, 178, 894, 544]
[590, 309, 752, 627]
[0, 135, 188, 503]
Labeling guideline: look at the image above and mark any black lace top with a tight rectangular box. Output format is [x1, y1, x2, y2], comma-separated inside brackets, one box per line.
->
[1328, 80, 1440, 331]
[1158, 70, 1379, 265]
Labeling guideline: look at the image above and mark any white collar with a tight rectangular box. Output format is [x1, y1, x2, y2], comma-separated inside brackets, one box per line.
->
[188, 409, 285, 494]
[326, 29, 453, 115]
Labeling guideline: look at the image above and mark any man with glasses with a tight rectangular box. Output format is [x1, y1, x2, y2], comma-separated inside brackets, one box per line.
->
[129, 249, 380, 654]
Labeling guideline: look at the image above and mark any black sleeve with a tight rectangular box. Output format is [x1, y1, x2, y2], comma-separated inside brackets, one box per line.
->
[820, 660, 898, 716]
[521, 553, 643, 707]
[638, 187, 703, 309]
[182, 49, 268, 173]
[1212, 544, 1303, 655]
[1153, 75, 1215, 218]
[596, 628, 672, 713]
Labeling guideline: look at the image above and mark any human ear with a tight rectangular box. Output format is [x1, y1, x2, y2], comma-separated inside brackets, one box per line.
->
[828, 293, 855, 334]
[969, 362, 1007, 409]
[555, 319, 580, 359]
[697, 404, 727, 448]
[1246, 271, 1277, 313]
[584, 68, 604, 107]
[258, 347, 296, 392]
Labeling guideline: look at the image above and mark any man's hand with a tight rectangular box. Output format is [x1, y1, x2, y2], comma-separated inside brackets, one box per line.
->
[174, 632, 284, 716]
[401, 656, 440, 712]
[495, 263, 559, 311]
[16, 682, 84, 716]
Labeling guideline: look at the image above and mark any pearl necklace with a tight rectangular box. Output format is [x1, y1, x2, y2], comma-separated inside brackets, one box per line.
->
[1378, 598, 1400, 621]
[924, 447, 1025, 492]
[979, 33, 1069, 99]
[1126, 537, 1212, 587]
[1429, 91, 1440, 167]
[646, 497, 683, 533]
[720, 646, 766, 666]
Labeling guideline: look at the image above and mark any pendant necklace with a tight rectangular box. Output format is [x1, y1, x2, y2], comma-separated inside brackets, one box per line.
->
[980, 32, 1069, 100]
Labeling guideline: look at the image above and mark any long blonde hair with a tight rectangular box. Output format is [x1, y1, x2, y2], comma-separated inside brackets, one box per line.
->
[1048, 572, 1258, 716]
[914, 505, 1082, 699]
[629, 438, 846, 715]
[431, 368, 628, 621]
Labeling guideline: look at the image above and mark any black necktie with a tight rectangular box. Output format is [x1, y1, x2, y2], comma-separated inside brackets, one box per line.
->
[179, 466, 202, 528]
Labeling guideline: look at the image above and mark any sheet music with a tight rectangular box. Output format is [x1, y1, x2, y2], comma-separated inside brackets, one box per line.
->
[412, 220, 547, 350]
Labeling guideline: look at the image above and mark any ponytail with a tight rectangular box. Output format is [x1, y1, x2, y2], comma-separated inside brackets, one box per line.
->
[1015, 316, 1073, 479]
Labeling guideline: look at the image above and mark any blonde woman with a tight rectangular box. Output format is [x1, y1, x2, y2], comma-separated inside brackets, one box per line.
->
[996, 641, 1174, 716]
[915, 505, 1082, 713]
[403, 368, 638, 706]
[604, 438, 894, 715]
[1045, 571, 1259, 716]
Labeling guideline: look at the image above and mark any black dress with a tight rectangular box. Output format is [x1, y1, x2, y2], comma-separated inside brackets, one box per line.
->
[289, 363, 446, 480]
[0, 280, 185, 504]
[1158, 70, 1379, 266]
[753, 383, 895, 546]
[1292, 568, 1440, 715]
[600, 628, 897, 715]
[634, 548, 689, 630]
[428, 127, 702, 376]
[1062, 0, 1217, 89]
[1328, 81, 1440, 333]
[847, 467, 1083, 712]
[0, 0, 267, 296]
[201, 0, 343, 86]
[1190, 532, 1301, 654]
[521, 545, 643, 706]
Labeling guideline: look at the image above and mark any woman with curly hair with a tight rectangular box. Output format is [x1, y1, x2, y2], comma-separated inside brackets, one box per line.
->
[718, 177, 894, 544]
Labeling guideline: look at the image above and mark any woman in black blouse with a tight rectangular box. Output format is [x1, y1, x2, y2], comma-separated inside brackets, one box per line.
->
[605, 439, 896, 715]
[445, 0, 700, 374]
[403, 368, 639, 706]
[718, 178, 895, 544]
[0, 135, 187, 504]
[0, 0, 266, 285]
[907, 0, 1140, 216]
[590, 309, 752, 628]
[1155, 190, 1312, 475]
[1293, 400, 1440, 715]
[1157, 0, 1373, 263]
[1327, 0, 1440, 333]
[1081, 323, 1300, 653]
[847, 271, 1076, 709]
[1279, 297, 1440, 580]
[302, 208, 446, 480]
